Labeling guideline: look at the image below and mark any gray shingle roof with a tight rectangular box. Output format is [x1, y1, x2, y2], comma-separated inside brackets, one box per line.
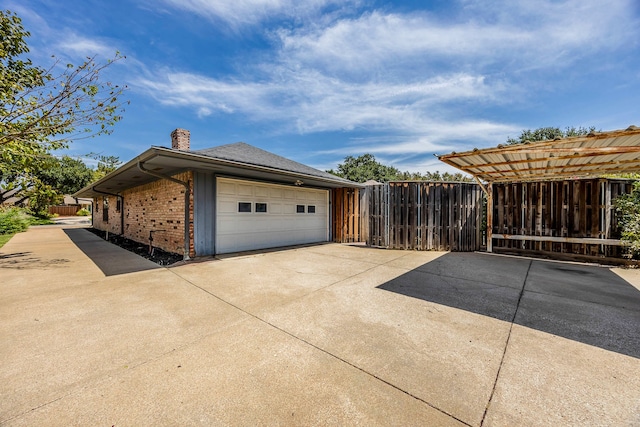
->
[193, 142, 353, 184]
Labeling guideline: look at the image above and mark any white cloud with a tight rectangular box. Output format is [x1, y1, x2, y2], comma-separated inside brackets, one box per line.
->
[5, 5, 124, 64]
[133, 0, 638, 171]
[317, 120, 520, 157]
[155, 0, 358, 27]
[56, 34, 118, 59]
[276, 0, 638, 74]
[135, 69, 504, 136]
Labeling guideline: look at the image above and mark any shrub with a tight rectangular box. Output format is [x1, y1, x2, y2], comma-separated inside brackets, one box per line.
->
[28, 216, 54, 226]
[0, 207, 31, 234]
[614, 181, 640, 259]
[76, 208, 90, 216]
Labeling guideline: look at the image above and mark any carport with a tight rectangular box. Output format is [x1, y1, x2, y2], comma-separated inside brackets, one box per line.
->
[438, 126, 640, 260]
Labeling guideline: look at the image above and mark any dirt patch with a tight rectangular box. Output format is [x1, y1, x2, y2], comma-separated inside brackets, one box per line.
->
[86, 228, 182, 266]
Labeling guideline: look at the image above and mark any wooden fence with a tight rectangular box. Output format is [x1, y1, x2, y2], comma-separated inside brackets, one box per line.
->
[491, 178, 633, 261]
[332, 187, 364, 243]
[48, 205, 81, 216]
[332, 178, 634, 261]
[367, 182, 483, 251]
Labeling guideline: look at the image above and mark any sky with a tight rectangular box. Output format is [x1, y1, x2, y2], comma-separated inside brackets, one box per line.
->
[9, 0, 640, 174]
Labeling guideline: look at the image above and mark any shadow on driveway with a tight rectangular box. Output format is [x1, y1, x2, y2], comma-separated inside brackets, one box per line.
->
[63, 229, 161, 276]
[378, 253, 640, 359]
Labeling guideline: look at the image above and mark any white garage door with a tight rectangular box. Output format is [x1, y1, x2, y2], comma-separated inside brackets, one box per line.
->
[216, 178, 329, 254]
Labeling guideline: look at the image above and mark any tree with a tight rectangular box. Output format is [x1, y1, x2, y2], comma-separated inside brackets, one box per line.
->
[92, 155, 121, 180]
[396, 170, 473, 182]
[328, 154, 474, 183]
[0, 10, 127, 149]
[506, 126, 596, 145]
[36, 156, 95, 195]
[327, 154, 401, 183]
[0, 10, 126, 215]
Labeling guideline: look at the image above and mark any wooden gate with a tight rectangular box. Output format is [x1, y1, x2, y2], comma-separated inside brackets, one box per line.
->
[367, 182, 483, 251]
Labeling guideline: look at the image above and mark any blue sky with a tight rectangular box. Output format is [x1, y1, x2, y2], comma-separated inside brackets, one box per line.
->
[11, 0, 640, 174]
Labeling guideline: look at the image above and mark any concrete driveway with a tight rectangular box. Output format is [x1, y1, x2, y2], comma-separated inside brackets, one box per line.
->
[1, 227, 639, 426]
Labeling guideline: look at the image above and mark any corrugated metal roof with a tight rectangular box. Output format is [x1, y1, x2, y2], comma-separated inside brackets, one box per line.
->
[438, 126, 640, 183]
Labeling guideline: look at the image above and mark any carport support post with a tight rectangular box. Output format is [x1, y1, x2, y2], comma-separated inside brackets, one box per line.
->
[474, 177, 493, 253]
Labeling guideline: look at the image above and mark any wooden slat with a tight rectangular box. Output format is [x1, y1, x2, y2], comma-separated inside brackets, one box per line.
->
[493, 234, 626, 246]
[360, 182, 483, 252]
[490, 178, 633, 260]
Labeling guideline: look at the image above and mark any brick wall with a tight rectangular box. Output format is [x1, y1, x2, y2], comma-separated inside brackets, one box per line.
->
[92, 171, 195, 257]
[92, 195, 122, 234]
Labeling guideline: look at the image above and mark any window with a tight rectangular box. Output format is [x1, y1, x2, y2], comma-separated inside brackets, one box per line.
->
[238, 202, 252, 213]
[116, 198, 122, 213]
[255, 203, 267, 213]
[296, 205, 305, 213]
[307, 205, 316, 213]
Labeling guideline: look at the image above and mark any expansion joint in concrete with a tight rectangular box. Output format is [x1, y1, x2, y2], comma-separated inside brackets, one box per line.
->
[169, 268, 473, 427]
[480, 259, 533, 426]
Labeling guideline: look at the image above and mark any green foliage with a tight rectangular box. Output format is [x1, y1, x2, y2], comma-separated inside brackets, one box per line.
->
[37, 155, 95, 194]
[506, 126, 596, 145]
[27, 216, 53, 225]
[396, 170, 473, 182]
[0, 232, 13, 248]
[0, 206, 30, 234]
[0, 10, 127, 148]
[327, 154, 400, 183]
[76, 208, 90, 216]
[614, 181, 640, 258]
[26, 181, 61, 218]
[603, 172, 640, 179]
[327, 154, 473, 183]
[92, 155, 121, 180]
[0, 10, 126, 213]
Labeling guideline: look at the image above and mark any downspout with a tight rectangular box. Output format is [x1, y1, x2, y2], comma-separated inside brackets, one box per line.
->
[474, 177, 493, 253]
[137, 161, 191, 260]
[92, 187, 124, 237]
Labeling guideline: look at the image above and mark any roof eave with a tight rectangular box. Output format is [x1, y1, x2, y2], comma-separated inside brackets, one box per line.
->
[73, 147, 361, 198]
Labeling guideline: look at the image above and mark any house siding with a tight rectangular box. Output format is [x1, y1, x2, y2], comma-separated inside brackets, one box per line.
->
[92, 171, 195, 257]
[92, 195, 122, 235]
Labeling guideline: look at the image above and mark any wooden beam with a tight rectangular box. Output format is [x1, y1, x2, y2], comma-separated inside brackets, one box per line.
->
[474, 160, 640, 177]
[461, 154, 640, 171]
[492, 233, 627, 246]
[439, 129, 640, 158]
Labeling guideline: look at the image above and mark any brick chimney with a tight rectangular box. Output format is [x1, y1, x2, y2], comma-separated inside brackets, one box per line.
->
[171, 128, 190, 151]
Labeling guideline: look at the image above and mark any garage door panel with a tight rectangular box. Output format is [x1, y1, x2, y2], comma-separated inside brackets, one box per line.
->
[269, 188, 283, 198]
[216, 178, 329, 254]
[218, 181, 236, 195]
[238, 184, 254, 197]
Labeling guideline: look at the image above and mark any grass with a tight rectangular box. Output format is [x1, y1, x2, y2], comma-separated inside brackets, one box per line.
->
[0, 233, 14, 249]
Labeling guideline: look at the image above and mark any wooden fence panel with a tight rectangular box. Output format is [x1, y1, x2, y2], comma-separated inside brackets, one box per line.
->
[332, 187, 363, 243]
[49, 205, 81, 216]
[491, 178, 633, 261]
[366, 182, 482, 251]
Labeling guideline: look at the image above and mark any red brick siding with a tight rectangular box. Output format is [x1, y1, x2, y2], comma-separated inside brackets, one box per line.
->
[92, 171, 194, 257]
